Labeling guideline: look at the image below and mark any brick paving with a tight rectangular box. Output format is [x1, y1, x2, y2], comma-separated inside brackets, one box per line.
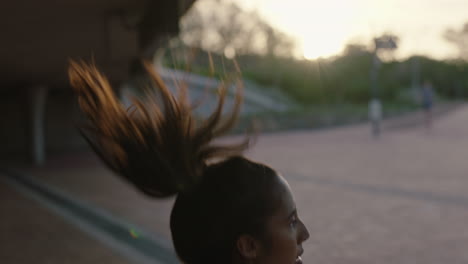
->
[8, 104, 468, 264]
[0, 181, 132, 264]
[246, 105, 468, 264]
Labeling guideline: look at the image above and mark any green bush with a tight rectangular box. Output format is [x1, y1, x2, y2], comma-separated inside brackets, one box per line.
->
[163, 48, 468, 107]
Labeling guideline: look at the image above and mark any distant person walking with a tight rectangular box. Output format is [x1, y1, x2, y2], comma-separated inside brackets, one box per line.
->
[421, 80, 434, 129]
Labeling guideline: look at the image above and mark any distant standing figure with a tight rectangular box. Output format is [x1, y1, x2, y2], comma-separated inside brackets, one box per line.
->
[421, 80, 434, 129]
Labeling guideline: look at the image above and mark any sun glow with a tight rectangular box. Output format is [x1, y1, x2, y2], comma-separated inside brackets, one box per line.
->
[302, 36, 347, 60]
[236, 0, 467, 60]
[241, 0, 357, 59]
[292, 0, 356, 60]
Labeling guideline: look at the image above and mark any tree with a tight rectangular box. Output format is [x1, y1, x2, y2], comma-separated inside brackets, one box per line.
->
[443, 22, 468, 60]
[179, 0, 296, 58]
[342, 43, 369, 56]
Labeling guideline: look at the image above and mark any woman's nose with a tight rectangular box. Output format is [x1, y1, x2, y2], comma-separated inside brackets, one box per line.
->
[298, 219, 310, 242]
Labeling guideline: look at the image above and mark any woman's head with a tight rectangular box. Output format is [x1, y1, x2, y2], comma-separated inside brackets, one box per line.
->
[171, 156, 309, 264]
[68, 60, 308, 264]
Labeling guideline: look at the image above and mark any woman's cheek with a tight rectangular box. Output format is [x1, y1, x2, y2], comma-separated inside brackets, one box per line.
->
[272, 228, 299, 264]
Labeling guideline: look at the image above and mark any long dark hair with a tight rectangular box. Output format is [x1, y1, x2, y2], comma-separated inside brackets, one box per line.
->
[68, 60, 281, 264]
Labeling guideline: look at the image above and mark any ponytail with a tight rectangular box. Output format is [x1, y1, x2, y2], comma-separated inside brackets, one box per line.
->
[68, 60, 253, 197]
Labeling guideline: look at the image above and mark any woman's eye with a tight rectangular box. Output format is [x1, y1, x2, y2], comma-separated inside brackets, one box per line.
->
[289, 216, 298, 228]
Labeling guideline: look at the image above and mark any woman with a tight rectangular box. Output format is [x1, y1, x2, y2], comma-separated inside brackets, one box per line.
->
[68, 60, 309, 264]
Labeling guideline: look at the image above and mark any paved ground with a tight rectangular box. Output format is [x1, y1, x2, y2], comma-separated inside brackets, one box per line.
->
[0, 181, 132, 264]
[4, 104, 468, 264]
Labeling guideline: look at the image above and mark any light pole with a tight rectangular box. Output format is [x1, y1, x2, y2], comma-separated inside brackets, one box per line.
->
[368, 35, 398, 138]
[369, 47, 381, 137]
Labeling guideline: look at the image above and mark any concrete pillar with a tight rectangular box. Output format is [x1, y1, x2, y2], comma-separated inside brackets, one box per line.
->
[28, 85, 48, 166]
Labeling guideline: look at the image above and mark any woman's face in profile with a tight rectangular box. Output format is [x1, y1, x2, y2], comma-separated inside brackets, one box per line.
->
[257, 175, 310, 264]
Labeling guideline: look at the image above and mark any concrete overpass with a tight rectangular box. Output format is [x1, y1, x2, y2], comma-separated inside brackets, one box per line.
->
[0, 0, 196, 165]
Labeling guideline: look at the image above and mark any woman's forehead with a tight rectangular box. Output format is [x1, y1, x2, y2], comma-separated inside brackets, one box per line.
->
[271, 175, 296, 216]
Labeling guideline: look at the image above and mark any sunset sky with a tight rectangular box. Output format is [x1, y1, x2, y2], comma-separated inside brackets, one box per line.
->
[234, 0, 468, 60]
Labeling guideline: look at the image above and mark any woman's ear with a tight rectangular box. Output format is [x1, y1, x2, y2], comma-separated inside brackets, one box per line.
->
[236, 234, 261, 260]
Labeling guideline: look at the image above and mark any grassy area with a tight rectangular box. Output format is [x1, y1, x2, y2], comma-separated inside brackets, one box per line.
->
[162, 47, 465, 134]
[232, 101, 422, 134]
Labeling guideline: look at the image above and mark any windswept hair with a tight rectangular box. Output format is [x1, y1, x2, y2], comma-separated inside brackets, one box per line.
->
[68, 60, 253, 198]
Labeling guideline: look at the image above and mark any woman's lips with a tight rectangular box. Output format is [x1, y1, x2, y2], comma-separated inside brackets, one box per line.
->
[296, 248, 304, 264]
[295, 256, 303, 264]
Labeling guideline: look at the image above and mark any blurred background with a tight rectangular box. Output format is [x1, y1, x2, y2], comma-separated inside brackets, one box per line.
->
[1, 0, 468, 263]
